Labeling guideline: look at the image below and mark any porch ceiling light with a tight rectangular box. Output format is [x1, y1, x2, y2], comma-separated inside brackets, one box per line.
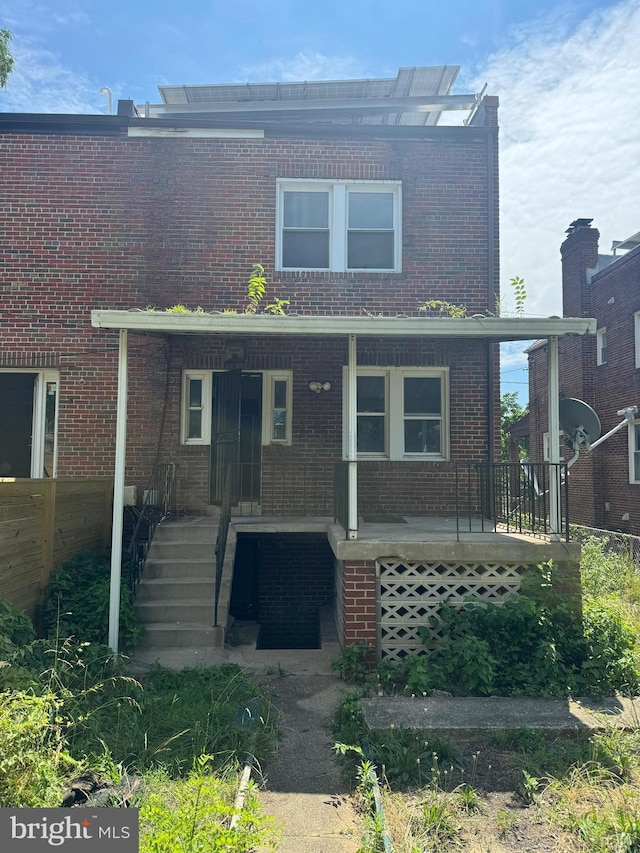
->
[309, 381, 331, 393]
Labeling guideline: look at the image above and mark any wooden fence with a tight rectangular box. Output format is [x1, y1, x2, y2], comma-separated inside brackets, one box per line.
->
[0, 478, 113, 615]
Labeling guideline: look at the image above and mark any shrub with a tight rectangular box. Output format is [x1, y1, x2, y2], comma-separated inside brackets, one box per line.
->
[0, 598, 36, 654]
[139, 758, 278, 852]
[37, 551, 143, 650]
[0, 691, 77, 806]
[578, 598, 640, 697]
[414, 563, 639, 698]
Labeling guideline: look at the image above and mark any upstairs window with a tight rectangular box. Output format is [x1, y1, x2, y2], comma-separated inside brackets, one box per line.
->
[634, 312, 640, 369]
[277, 180, 401, 272]
[596, 327, 607, 365]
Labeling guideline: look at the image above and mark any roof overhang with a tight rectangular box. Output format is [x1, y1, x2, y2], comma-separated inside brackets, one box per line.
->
[91, 310, 596, 342]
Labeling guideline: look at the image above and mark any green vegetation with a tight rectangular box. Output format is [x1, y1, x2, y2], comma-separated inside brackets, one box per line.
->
[333, 535, 640, 851]
[0, 28, 14, 89]
[333, 559, 640, 699]
[0, 587, 278, 850]
[500, 390, 528, 460]
[139, 759, 277, 852]
[36, 550, 143, 651]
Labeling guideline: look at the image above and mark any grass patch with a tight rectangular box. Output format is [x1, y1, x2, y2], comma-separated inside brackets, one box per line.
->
[0, 603, 279, 851]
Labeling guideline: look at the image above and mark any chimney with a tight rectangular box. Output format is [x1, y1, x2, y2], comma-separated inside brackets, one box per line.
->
[561, 218, 599, 318]
[117, 99, 139, 118]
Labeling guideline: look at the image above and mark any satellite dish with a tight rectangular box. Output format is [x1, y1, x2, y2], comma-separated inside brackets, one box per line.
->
[559, 397, 602, 451]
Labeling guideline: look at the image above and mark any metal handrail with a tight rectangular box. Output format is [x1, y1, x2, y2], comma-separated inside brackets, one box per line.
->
[124, 463, 176, 594]
[214, 464, 233, 627]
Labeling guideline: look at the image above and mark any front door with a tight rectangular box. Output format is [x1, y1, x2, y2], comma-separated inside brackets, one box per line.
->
[210, 371, 262, 504]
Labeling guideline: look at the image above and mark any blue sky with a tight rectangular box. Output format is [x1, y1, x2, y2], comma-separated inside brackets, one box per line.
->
[2, 0, 640, 405]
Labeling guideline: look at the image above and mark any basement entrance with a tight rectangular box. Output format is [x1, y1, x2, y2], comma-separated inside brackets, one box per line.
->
[229, 532, 334, 650]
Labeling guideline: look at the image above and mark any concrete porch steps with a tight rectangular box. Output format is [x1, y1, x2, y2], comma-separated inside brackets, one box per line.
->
[135, 517, 225, 654]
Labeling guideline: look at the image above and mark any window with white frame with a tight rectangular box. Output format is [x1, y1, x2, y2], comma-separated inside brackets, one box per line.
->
[629, 421, 640, 484]
[181, 370, 292, 446]
[634, 312, 640, 369]
[262, 372, 292, 445]
[0, 370, 59, 477]
[596, 327, 607, 365]
[276, 180, 401, 272]
[543, 430, 565, 462]
[344, 367, 449, 460]
[181, 372, 211, 444]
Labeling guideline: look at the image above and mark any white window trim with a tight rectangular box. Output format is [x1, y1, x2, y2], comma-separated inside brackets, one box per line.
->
[181, 370, 293, 446]
[181, 371, 212, 445]
[629, 420, 640, 484]
[276, 178, 402, 273]
[543, 430, 565, 462]
[634, 311, 640, 369]
[0, 369, 59, 478]
[596, 326, 607, 365]
[342, 366, 449, 461]
[261, 371, 293, 446]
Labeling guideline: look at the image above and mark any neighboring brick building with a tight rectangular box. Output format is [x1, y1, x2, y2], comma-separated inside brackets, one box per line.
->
[0, 69, 594, 657]
[528, 220, 640, 534]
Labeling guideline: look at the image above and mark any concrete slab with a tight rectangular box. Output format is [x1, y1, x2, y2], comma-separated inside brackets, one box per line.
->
[258, 793, 360, 853]
[360, 695, 640, 734]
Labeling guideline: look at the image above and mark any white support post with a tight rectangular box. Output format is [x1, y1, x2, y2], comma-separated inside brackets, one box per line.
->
[547, 335, 562, 538]
[108, 329, 128, 654]
[346, 334, 358, 539]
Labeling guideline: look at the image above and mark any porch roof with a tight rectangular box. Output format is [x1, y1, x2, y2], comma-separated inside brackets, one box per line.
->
[91, 310, 596, 341]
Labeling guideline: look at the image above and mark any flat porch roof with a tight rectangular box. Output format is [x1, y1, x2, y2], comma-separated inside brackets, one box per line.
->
[91, 310, 596, 341]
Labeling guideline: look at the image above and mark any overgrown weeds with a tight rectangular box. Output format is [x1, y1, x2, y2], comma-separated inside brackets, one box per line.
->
[0, 596, 278, 851]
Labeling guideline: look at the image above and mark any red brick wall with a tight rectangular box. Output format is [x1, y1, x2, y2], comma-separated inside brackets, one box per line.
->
[529, 224, 640, 533]
[0, 123, 498, 504]
[256, 533, 334, 623]
[341, 559, 377, 647]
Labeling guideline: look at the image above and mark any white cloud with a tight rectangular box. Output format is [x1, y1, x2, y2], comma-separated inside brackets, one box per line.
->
[0, 39, 102, 112]
[469, 0, 640, 318]
[238, 50, 369, 83]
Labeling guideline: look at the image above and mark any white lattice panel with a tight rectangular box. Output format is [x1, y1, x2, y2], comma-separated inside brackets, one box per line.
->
[378, 561, 525, 662]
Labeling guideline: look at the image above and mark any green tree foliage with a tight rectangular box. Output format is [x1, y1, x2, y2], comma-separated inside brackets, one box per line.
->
[0, 29, 14, 89]
[500, 391, 528, 461]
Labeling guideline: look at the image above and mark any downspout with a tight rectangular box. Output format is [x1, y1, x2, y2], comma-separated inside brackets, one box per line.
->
[346, 334, 358, 539]
[108, 329, 128, 653]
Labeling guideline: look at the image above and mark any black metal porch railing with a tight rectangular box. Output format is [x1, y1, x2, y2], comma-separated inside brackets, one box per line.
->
[455, 461, 570, 541]
[124, 463, 176, 594]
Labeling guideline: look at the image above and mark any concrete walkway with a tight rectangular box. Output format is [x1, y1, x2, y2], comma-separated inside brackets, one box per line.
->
[256, 674, 362, 853]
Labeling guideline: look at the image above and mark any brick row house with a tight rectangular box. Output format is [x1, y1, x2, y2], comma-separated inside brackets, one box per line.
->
[528, 220, 640, 535]
[0, 68, 594, 658]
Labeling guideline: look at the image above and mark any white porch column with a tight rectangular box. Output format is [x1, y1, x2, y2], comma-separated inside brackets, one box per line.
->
[346, 334, 358, 539]
[547, 335, 562, 537]
[108, 329, 128, 653]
